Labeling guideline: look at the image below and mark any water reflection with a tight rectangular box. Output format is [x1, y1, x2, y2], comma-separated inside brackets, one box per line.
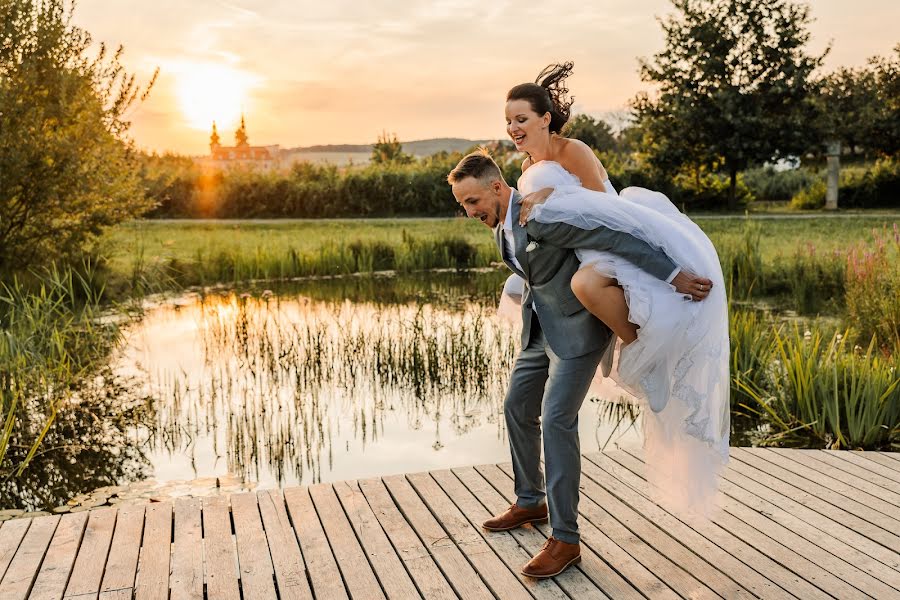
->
[123, 271, 640, 489]
[0, 369, 153, 510]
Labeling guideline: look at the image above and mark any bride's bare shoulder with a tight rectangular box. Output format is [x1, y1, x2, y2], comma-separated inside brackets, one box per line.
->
[557, 137, 595, 161]
[556, 137, 607, 190]
[521, 155, 533, 172]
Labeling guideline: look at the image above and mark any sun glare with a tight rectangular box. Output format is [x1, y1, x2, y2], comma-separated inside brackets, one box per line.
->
[174, 62, 257, 131]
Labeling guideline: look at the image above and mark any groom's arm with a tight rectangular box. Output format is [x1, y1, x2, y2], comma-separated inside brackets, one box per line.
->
[525, 220, 679, 282]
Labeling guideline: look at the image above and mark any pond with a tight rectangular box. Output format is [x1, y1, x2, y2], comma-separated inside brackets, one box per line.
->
[7, 271, 642, 511]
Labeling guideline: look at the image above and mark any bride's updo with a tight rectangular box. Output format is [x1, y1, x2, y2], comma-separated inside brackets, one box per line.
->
[506, 61, 574, 134]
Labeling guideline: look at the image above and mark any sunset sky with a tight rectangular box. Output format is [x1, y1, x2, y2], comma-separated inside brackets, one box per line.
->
[72, 1, 899, 155]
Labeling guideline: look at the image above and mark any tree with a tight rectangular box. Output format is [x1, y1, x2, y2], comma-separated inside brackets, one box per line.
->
[371, 131, 413, 165]
[563, 114, 616, 152]
[818, 66, 880, 159]
[633, 0, 825, 209]
[869, 45, 900, 157]
[0, 0, 157, 272]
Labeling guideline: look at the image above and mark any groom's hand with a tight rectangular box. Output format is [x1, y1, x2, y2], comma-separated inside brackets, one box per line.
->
[672, 271, 713, 301]
[518, 187, 554, 226]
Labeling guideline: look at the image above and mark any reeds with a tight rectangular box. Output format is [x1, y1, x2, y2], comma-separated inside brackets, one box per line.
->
[0, 264, 125, 478]
[733, 317, 899, 449]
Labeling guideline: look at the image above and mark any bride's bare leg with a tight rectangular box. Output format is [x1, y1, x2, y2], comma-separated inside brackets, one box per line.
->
[571, 267, 638, 344]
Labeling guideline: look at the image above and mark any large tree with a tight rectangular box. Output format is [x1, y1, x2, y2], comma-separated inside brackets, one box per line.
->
[0, 0, 157, 272]
[818, 46, 899, 160]
[563, 114, 617, 153]
[633, 0, 825, 208]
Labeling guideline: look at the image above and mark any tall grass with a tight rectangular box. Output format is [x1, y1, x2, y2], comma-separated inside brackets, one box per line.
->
[846, 225, 900, 349]
[0, 265, 124, 478]
[733, 316, 900, 449]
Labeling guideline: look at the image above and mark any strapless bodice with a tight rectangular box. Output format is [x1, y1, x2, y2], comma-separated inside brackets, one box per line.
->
[517, 161, 581, 196]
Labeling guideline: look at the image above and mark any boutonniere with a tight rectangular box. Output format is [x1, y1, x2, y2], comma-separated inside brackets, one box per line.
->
[525, 241, 539, 253]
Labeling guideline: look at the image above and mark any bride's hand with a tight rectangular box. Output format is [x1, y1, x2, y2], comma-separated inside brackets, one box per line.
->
[518, 187, 554, 226]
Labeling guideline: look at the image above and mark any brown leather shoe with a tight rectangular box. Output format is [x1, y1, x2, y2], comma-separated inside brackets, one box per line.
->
[521, 537, 581, 578]
[482, 503, 548, 531]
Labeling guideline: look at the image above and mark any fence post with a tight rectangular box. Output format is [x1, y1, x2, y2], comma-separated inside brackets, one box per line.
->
[825, 140, 841, 210]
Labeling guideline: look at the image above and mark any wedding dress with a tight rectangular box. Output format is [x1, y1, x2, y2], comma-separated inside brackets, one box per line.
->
[510, 160, 730, 517]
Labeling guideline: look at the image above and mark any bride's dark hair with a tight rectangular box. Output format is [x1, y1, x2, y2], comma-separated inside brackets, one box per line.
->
[506, 61, 574, 134]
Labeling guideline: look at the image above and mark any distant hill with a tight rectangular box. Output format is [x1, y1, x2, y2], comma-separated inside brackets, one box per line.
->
[284, 138, 494, 158]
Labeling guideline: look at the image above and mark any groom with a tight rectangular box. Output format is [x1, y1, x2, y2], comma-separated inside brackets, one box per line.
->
[448, 149, 707, 578]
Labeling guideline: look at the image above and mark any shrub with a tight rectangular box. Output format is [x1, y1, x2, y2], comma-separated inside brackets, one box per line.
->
[743, 166, 820, 201]
[790, 179, 826, 209]
[791, 156, 900, 209]
[846, 225, 900, 349]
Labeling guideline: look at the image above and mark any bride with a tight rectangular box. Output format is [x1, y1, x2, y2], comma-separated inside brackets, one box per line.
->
[504, 62, 730, 517]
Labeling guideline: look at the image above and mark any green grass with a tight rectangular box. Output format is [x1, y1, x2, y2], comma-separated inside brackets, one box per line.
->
[695, 214, 900, 263]
[101, 215, 900, 278]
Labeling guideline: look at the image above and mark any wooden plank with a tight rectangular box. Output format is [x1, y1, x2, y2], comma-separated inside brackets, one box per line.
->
[29, 512, 89, 600]
[725, 452, 900, 574]
[585, 452, 819, 600]
[732, 448, 900, 553]
[381, 474, 493, 600]
[494, 462, 720, 600]
[308, 483, 385, 600]
[712, 460, 900, 596]
[477, 464, 681, 600]
[576, 465, 752, 599]
[0, 515, 59, 599]
[283, 487, 347, 600]
[64, 507, 117, 600]
[822, 450, 900, 485]
[0, 519, 31, 582]
[256, 490, 312, 600]
[854, 452, 900, 476]
[435, 468, 606, 600]
[580, 453, 795, 599]
[134, 502, 171, 600]
[170, 498, 203, 600]
[357, 478, 457, 600]
[230, 492, 277, 600]
[431, 469, 594, 600]
[453, 466, 636, 600]
[406, 471, 548, 600]
[609, 450, 871, 600]
[98, 504, 145, 600]
[768, 449, 900, 509]
[752, 448, 900, 525]
[201, 495, 240, 600]
[804, 449, 900, 498]
[332, 481, 421, 600]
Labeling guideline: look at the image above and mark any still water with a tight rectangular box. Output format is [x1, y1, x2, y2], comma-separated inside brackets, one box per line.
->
[14, 271, 642, 509]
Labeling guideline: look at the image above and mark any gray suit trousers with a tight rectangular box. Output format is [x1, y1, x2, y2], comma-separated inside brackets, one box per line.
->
[504, 313, 603, 545]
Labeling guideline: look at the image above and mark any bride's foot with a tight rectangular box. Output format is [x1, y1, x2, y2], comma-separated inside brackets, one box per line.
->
[641, 359, 669, 413]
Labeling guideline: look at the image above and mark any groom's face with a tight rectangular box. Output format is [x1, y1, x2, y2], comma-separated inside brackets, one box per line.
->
[452, 177, 504, 228]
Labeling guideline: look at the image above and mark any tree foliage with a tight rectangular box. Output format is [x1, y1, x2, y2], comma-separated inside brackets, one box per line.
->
[632, 0, 825, 208]
[563, 114, 617, 152]
[0, 0, 156, 272]
[371, 131, 413, 165]
[818, 46, 899, 159]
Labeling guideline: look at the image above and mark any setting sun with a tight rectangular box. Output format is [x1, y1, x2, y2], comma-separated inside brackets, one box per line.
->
[174, 62, 258, 131]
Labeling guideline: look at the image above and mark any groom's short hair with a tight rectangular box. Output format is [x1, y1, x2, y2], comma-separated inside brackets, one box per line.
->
[447, 148, 503, 186]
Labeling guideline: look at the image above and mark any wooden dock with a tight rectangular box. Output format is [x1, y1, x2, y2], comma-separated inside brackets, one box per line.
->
[0, 447, 898, 599]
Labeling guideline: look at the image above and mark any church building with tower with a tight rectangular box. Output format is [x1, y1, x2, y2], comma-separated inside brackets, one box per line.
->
[208, 115, 280, 169]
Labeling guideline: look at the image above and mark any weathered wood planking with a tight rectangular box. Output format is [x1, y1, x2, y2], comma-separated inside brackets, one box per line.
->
[0, 448, 894, 599]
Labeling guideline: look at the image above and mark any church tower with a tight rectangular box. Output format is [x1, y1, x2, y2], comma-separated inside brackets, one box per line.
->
[235, 114, 248, 147]
[210, 121, 221, 151]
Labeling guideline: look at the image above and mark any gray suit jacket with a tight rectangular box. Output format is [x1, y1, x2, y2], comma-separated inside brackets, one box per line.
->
[495, 190, 678, 359]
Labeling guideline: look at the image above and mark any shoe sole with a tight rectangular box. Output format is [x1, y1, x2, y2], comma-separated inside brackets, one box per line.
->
[482, 516, 549, 532]
[521, 555, 581, 579]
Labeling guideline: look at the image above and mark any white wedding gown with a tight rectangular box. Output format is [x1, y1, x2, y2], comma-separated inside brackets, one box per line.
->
[507, 160, 730, 518]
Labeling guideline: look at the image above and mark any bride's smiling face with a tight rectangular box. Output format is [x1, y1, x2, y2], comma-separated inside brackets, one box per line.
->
[505, 99, 550, 153]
